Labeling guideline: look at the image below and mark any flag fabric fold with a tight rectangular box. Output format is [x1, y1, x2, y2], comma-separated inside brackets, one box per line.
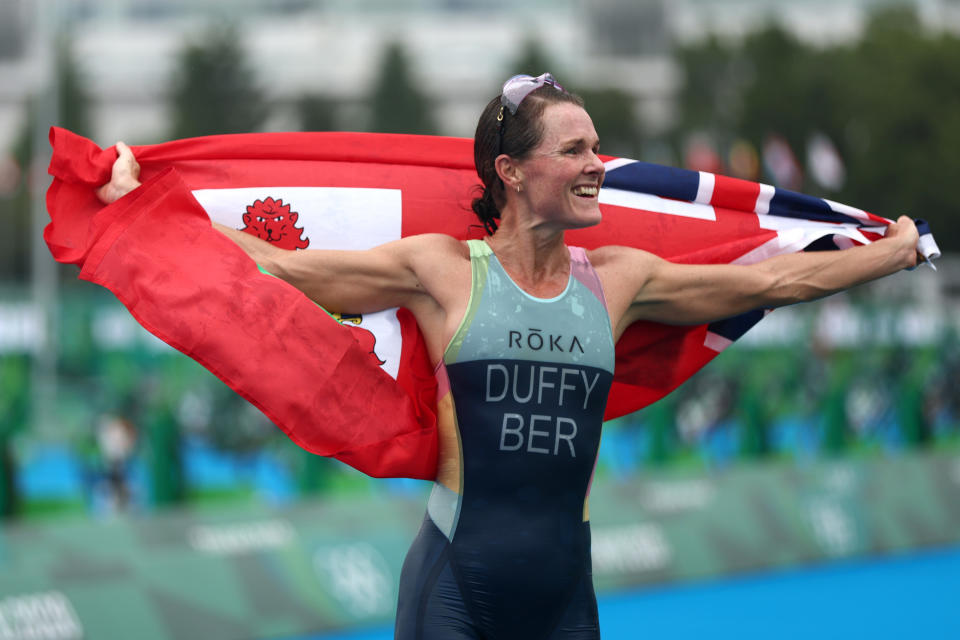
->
[44, 127, 939, 479]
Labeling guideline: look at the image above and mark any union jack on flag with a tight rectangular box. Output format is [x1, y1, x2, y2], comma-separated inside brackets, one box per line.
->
[598, 158, 938, 353]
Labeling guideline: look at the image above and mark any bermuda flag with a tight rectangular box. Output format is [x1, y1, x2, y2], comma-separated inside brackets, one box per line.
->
[44, 128, 939, 480]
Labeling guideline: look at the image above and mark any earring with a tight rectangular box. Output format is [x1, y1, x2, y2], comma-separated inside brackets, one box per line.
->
[516, 184, 522, 193]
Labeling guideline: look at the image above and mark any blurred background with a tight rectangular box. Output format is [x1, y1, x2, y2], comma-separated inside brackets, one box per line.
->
[1, 0, 959, 638]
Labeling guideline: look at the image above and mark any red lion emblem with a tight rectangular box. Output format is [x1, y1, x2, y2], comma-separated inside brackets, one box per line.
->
[241, 197, 309, 250]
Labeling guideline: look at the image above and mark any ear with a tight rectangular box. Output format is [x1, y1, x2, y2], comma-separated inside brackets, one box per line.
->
[494, 154, 524, 193]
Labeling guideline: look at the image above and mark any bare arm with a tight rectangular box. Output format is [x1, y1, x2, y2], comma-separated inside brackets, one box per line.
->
[221, 228, 460, 314]
[607, 216, 920, 332]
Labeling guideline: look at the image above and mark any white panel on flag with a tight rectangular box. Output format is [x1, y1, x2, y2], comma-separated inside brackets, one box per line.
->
[192, 187, 405, 379]
[733, 222, 872, 266]
[695, 171, 715, 204]
[598, 188, 716, 221]
[752, 214, 873, 251]
[602, 158, 636, 172]
[754, 183, 775, 215]
[823, 198, 871, 223]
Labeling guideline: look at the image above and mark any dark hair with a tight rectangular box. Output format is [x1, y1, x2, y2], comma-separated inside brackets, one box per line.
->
[471, 85, 584, 234]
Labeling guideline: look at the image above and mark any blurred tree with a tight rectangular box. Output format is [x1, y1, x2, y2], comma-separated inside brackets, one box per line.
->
[832, 7, 960, 251]
[0, 356, 29, 518]
[674, 34, 742, 136]
[506, 41, 641, 158]
[738, 370, 771, 459]
[297, 94, 339, 132]
[821, 355, 854, 455]
[577, 87, 643, 160]
[736, 27, 826, 153]
[1, 34, 92, 281]
[367, 42, 436, 135]
[643, 394, 678, 466]
[142, 360, 192, 507]
[292, 447, 334, 496]
[168, 23, 269, 139]
[507, 39, 562, 79]
[12, 35, 93, 159]
[675, 8, 960, 250]
[144, 402, 184, 507]
[0, 36, 90, 518]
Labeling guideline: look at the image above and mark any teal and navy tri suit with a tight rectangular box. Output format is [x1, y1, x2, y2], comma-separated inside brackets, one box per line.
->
[395, 239, 615, 639]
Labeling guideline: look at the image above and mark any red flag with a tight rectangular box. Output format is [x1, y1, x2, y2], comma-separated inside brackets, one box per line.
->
[45, 128, 935, 479]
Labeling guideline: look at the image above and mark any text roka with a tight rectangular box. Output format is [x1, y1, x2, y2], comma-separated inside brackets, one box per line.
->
[485, 363, 600, 458]
[508, 328, 585, 354]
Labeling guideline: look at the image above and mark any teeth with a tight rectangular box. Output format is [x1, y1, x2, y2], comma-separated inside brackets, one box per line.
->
[573, 186, 598, 196]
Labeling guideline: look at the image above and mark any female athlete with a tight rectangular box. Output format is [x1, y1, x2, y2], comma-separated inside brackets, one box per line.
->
[98, 73, 920, 639]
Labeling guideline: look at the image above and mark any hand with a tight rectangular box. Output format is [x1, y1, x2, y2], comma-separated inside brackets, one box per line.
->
[96, 141, 141, 204]
[884, 215, 921, 269]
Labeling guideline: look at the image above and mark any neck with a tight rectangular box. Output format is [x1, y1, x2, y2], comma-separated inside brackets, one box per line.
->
[485, 213, 569, 286]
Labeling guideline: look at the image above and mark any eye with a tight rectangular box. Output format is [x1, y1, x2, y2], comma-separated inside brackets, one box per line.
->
[257, 216, 265, 222]
[275, 215, 283, 221]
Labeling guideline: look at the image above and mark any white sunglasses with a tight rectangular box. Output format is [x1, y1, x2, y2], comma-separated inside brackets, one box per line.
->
[500, 72, 565, 115]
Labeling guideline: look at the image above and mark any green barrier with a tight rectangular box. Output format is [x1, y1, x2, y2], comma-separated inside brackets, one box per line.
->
[2, 451, 959, 638]
[0, 498, 424, 638]
[589, 452, 960, 590]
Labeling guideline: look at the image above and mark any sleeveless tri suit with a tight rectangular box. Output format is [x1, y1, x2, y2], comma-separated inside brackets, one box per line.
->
[395, 240, 616, 639]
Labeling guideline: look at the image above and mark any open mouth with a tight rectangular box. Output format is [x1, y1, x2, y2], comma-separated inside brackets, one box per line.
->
[572, 185, 598, 198]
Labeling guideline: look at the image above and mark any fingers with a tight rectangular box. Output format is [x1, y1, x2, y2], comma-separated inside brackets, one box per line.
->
[887, 215, 919, 240]
[114, 141, 141, 180]
[95, 140, 142, 204]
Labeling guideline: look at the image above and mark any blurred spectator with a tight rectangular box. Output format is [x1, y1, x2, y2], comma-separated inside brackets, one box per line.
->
[95, 413, 137, 513]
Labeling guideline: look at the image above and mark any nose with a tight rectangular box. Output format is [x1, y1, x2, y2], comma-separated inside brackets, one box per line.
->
[587, 150, 605, 184]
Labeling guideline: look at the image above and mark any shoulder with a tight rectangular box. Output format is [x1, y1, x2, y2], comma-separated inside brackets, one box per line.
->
[585, 244, 661, 275]
[397, 233, 470, 268]
[400, 235, 474, 342]
[398, 233, 468, 254]
[398, 234, 472, 302]
[374, 233, 468, 267]
[582, 245, 664, 328]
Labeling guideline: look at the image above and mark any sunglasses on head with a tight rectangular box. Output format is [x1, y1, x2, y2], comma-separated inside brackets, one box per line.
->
[497, 72, 565, 155]
[500, 72, 564, 115]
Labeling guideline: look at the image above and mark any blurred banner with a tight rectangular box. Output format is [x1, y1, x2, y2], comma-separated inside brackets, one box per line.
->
[1, 450, 958, 639]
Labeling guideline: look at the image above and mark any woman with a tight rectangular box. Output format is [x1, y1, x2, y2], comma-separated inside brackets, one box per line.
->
[99, 73, 920, 639]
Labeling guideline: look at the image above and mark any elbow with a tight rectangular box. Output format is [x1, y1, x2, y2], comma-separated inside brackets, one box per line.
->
[254, 250, 291, 282]
[269, 253, 326, 296]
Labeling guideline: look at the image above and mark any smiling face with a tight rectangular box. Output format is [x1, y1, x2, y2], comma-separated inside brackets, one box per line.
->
[509, 102, 605, 230]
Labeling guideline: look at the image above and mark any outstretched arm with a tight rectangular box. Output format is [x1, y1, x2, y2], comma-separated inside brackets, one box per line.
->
[213, 226, 456, 314]
[604, 216, 920, 333]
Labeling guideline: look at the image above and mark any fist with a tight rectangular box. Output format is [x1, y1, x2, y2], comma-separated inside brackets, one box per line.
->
[96, 141, 141, 204]
[886, 215, 921, 269]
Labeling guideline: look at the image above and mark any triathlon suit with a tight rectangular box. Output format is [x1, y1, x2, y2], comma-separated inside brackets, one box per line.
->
[395, 239, 616, 639]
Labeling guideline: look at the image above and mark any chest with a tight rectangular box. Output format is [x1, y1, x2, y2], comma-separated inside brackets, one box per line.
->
[447, 259, 614, 374]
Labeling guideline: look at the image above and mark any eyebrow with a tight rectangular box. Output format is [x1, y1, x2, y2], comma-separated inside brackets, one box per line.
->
[557, 136, 600, 149]
[560, 136, 600, 146]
